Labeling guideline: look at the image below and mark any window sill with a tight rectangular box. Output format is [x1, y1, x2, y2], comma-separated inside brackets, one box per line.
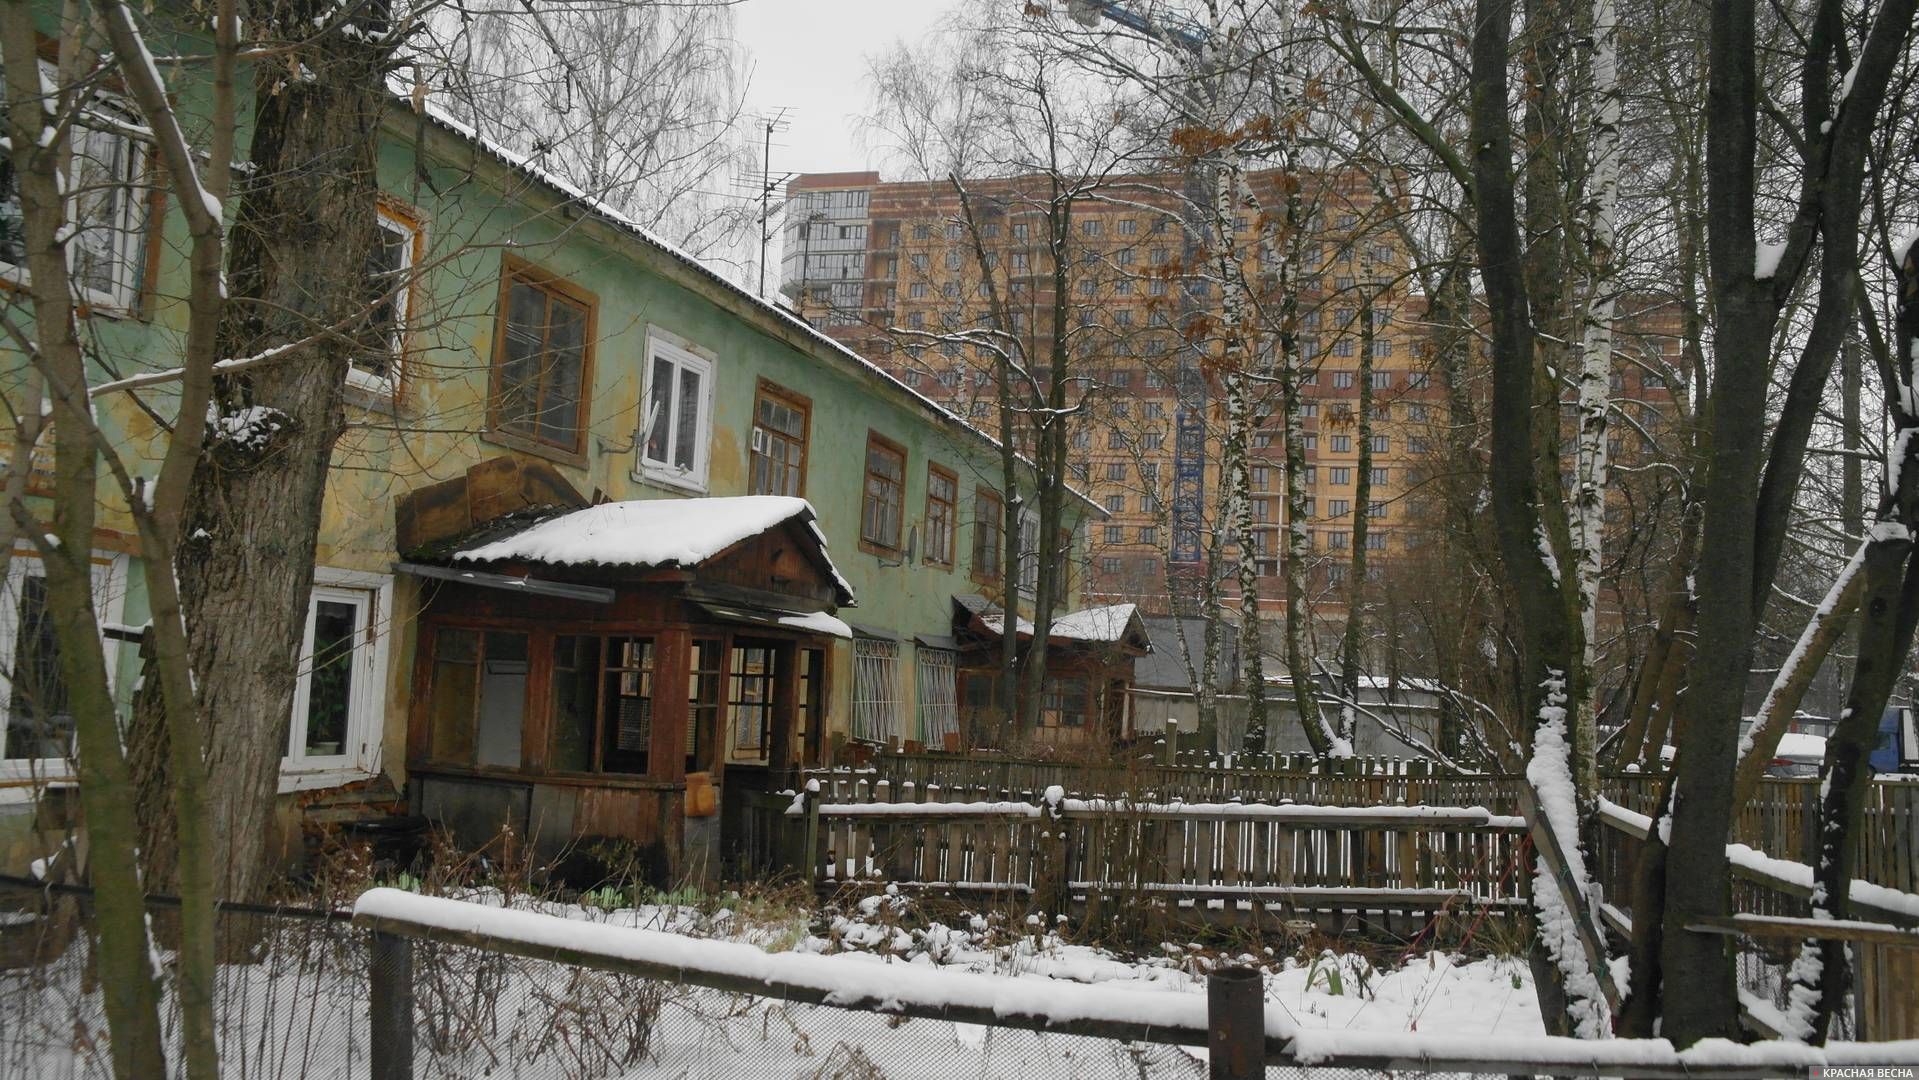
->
[278, 766, 377, 794]
[343, 379, 404, 418]
[482, 428, 588, 470]
[0, 778, 75, 809]
[860, 540, 903, 560]
[634, 464, 709, 495]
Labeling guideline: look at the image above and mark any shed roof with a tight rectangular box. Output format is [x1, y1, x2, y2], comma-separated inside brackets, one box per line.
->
[959, 596, 1150, 652]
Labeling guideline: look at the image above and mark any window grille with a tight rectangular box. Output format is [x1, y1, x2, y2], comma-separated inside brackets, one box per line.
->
[916, 647, 958, 746]
[852, 638, 902, 744]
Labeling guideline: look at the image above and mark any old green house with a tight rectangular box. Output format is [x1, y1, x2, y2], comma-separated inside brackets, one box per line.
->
[0, 61, 1131, 879]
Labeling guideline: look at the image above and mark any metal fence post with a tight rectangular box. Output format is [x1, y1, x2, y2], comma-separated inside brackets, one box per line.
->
[370, 930, 414, 1080]
[1207, 965, 1263, 1080]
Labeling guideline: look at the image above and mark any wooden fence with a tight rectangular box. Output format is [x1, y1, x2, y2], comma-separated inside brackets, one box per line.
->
[792, 789, 1531, 937]
[1590, 798, 1919, 1041]
[811, 754, 1919, 895]
[778, 783, 1919, 1040]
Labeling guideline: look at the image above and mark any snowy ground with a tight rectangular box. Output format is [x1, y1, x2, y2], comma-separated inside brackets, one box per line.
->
[0, 887, 1544, 1080]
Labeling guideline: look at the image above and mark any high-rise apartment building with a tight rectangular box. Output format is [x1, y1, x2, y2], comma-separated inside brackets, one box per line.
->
[782, 168, 1444, 622]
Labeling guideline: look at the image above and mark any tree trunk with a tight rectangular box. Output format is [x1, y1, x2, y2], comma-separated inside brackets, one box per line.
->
[1338, 288, 1376, 749]
[1732, 544, 1864, 803]
[1469, 0, 1605, 1037]
[1570, 0, 1621, 807]
[1780, 236, 1919, 1044]
[129, 6, 390, 903]
[0, 15, 169, 1072]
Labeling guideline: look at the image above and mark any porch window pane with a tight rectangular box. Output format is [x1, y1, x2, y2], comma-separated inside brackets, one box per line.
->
[688, 639, 721, 774]
[915, 647, 957, 747]
[797, 648, 824, 767]
[730, 644, 775, 756]
[602, 637, 654, 773]
[428, 628, 480, 763]
[851, 638, 900, 744]
[549, 635, 600, 772]
[1041, 676, 1088, 728]
[476, 631, 528, 768]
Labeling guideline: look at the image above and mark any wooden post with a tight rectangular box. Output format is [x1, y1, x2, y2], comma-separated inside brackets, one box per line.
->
[369, 930, 413, 1080]
[1207, 965, 1263, 1080]
[799, 783, 821, 880]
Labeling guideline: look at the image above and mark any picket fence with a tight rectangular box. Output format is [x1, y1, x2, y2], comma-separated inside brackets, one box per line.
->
[810, 753, 1919, 895]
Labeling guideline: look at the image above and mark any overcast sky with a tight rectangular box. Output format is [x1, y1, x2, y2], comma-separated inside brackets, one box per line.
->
[732, 0, 959, 179]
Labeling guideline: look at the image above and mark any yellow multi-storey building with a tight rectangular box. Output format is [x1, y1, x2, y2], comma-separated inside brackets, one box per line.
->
[781, 168, 1435, 624]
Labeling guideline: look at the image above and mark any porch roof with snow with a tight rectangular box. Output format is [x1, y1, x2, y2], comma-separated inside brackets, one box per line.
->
[448, 495, 856, 607]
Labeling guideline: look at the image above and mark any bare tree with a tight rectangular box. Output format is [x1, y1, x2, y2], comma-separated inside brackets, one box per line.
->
[417, 0, 756, 275]
[0, 0, 251, 1070]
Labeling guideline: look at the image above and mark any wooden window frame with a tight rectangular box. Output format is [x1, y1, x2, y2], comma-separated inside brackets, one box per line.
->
[748, 379, 811, 498]
[860, 431, 907, 556]
[484, 255, 598, 467]
[923, 463, 957, 567]
[971, 486, 1003, 586]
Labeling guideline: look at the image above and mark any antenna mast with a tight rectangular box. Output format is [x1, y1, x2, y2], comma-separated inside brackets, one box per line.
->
[750, 109, 795, 298]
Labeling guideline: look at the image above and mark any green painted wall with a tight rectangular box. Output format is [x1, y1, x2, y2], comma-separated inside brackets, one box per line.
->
[5, 72, 1091, 784]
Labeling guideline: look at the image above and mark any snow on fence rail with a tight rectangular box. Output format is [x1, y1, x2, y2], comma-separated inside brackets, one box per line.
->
[1592, 796, 1919, 1042]
[349, 888, 1919, 1079]
[789, 788, 1533, 930]
[813, 753, 1919, 894]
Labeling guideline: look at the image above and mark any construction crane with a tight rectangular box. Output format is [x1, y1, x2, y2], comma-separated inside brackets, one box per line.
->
[1062, 0, 1210, 53]
[1062, 0, 1214, 565]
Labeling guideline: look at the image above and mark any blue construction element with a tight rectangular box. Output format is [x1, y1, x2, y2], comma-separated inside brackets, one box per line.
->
[1064, 0, 1211, 53]
[1072, 0, 1214, 566]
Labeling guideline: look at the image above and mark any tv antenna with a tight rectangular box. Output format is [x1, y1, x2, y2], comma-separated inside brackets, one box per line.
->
[748, 108, 796, 298]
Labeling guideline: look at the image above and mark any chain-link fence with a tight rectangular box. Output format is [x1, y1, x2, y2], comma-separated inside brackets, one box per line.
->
[0, 884, 369, 1079]
[0, 879, 1900, 1079]
[0, 879, 1507, 1080]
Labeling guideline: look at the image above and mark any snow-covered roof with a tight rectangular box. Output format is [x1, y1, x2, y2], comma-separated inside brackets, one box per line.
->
[1049, 604, 1141, 642]
[1261, 670, 1446, 696]
[403, 102, 1103, 519]
[451, 496, 854, 602]
[978, 603, 1146, 647]
[1773, 732, 1827, 761]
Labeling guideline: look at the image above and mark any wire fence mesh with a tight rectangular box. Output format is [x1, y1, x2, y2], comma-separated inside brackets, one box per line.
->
[0, 878, 1883, 1079]
[0, 881, 1536, 1080]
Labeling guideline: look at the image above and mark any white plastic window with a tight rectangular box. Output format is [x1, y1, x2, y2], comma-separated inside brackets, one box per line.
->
[639, 333, 716, 491]
[283, 570, 390, 781]
[0, 550, 127, 780]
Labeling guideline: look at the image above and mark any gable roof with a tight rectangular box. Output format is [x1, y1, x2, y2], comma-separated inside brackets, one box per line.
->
[399, 102, 1104, 518]
[451, 495, 854, 605]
